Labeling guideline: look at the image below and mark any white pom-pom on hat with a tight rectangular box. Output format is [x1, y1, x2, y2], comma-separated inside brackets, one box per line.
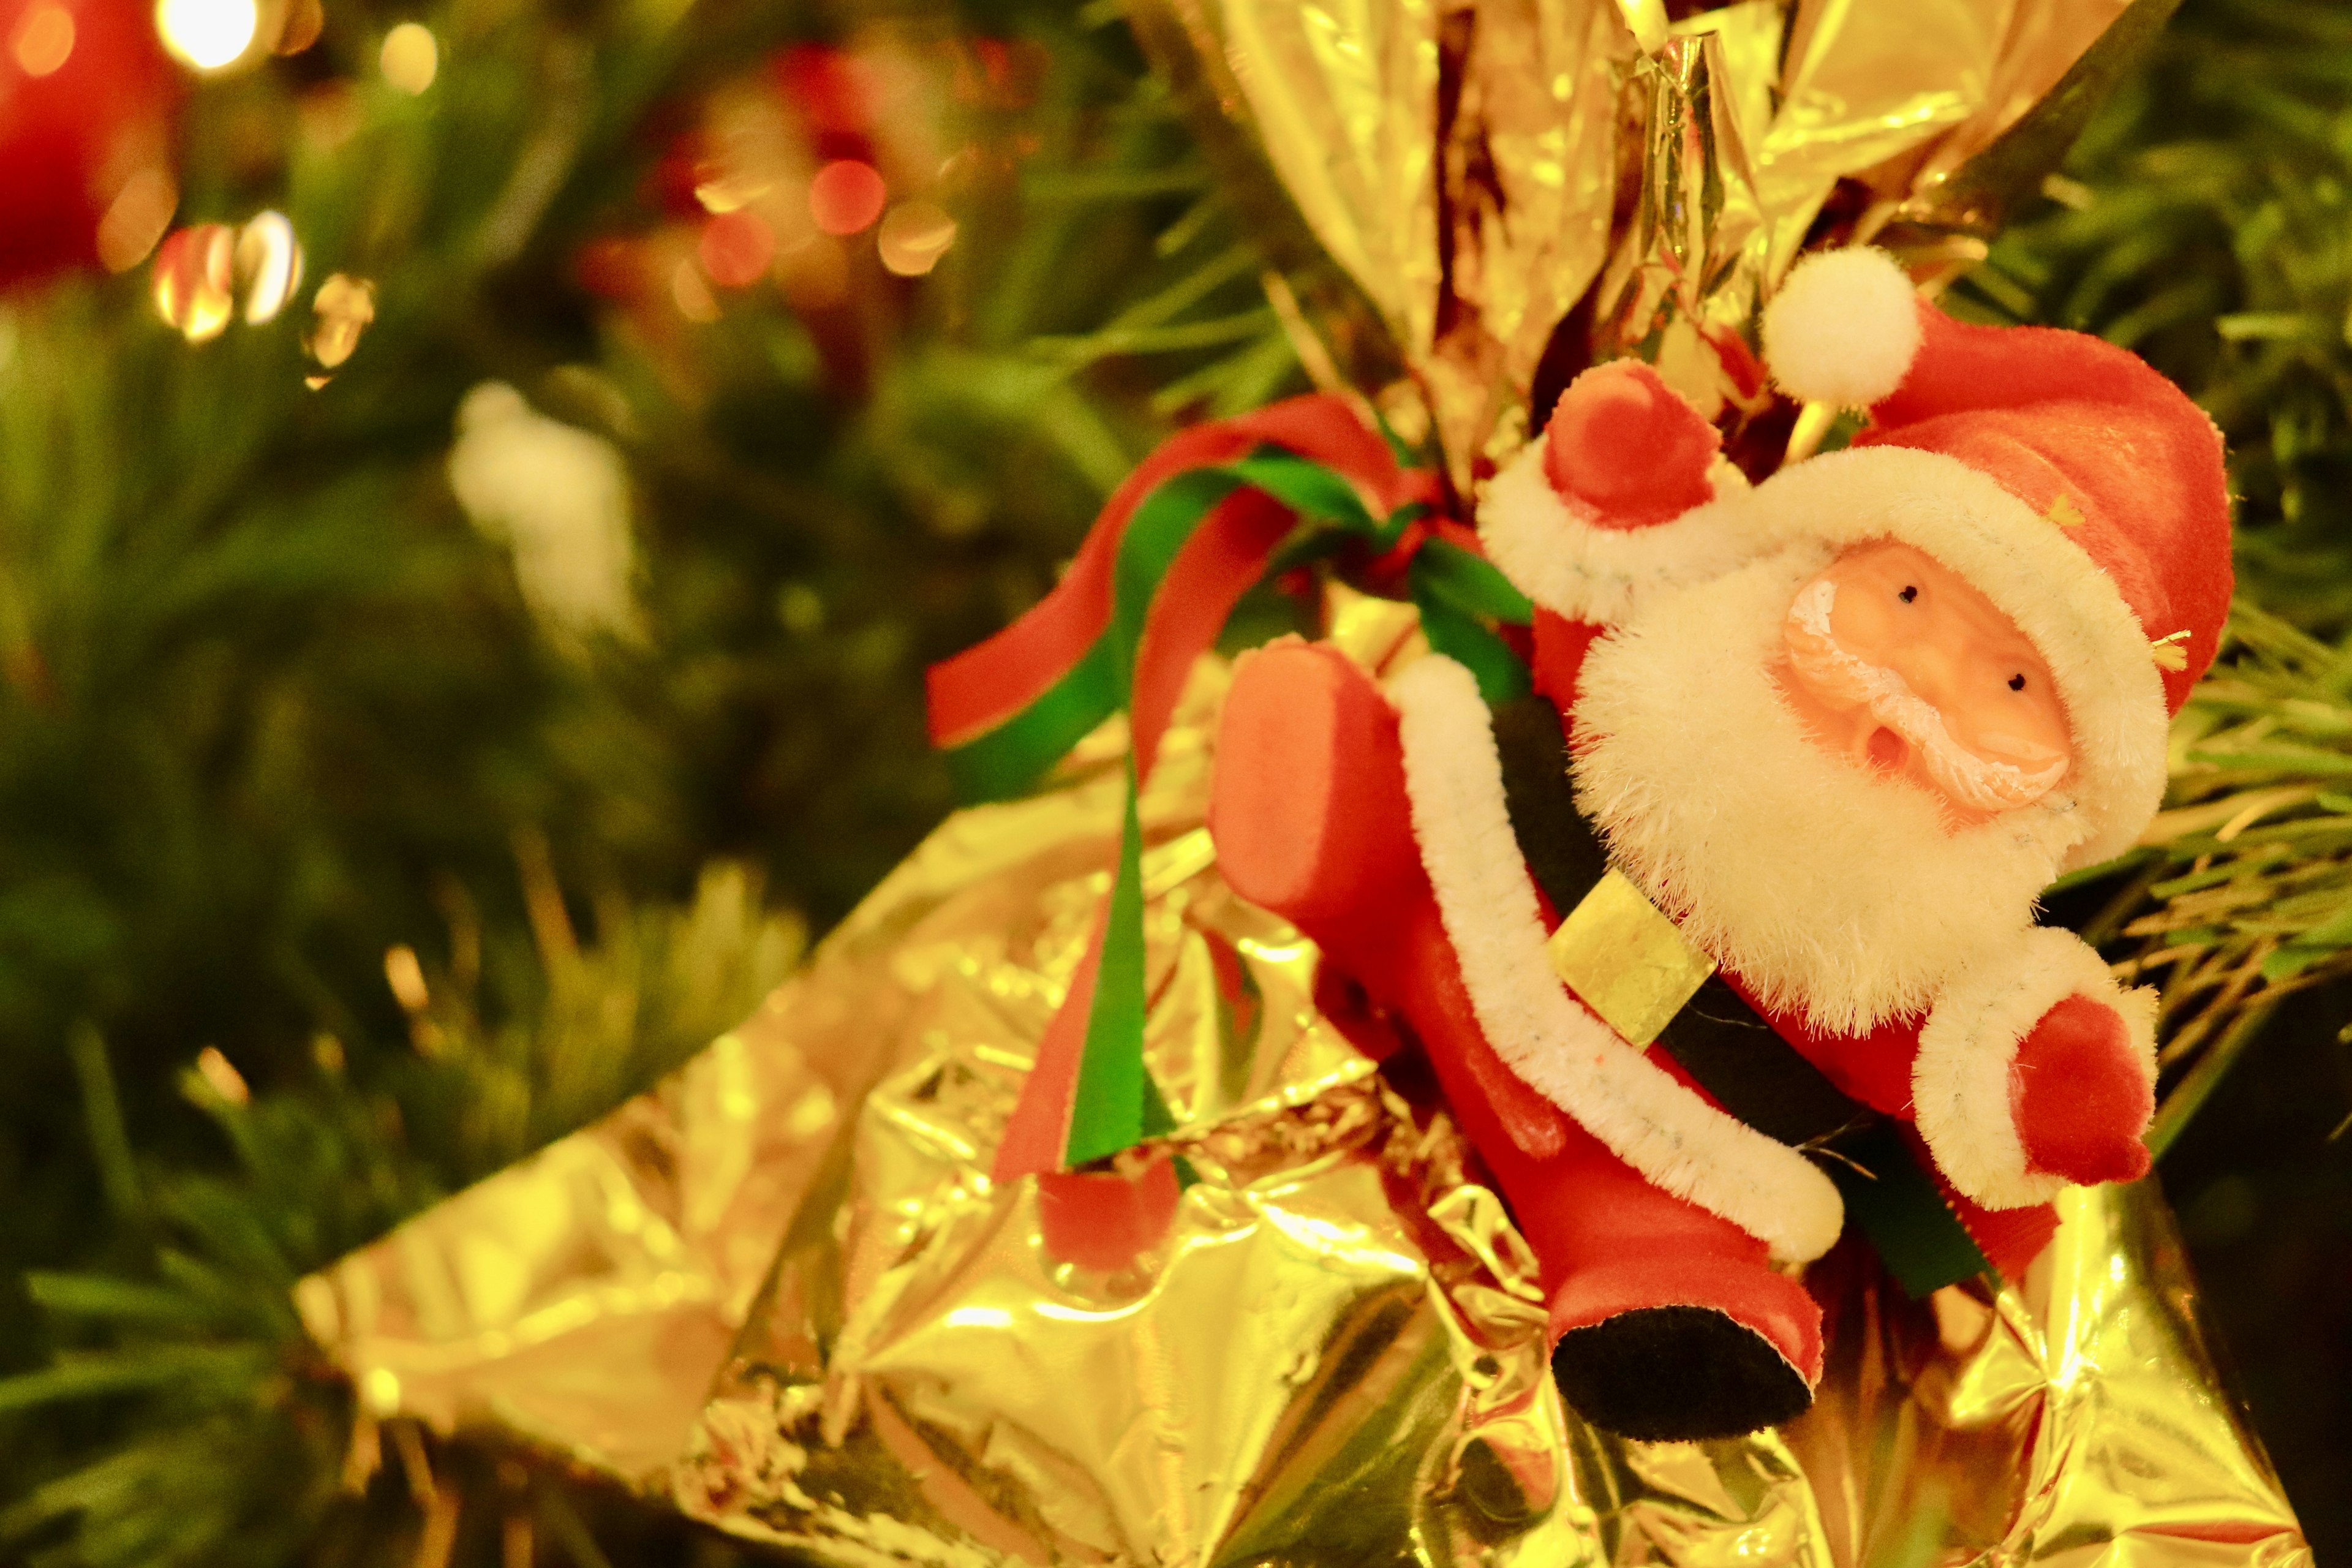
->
[1762, 247, 1923, 410]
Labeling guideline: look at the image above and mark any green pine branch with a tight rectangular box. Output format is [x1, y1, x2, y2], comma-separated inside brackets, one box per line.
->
[1, 854, 797, 1567]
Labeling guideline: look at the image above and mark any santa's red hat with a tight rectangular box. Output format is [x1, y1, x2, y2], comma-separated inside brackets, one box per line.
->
[1763, 247, 2231, 713]
[1476, 246, 2228, 870]
[1747, 246, 2233, 866]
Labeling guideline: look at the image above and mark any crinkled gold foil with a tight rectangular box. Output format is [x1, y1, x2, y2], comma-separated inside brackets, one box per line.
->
[304, 638, 2310, 1564]
[293, 993, 856, 1487]
[1126, 0, 2174, 478]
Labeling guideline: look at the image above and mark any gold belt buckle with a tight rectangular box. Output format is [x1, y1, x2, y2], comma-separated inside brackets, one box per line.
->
[1544, 869, 1716, 1047]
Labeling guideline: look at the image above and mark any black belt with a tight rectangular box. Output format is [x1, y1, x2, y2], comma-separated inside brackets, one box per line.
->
[1489, 696, 1993, 1297]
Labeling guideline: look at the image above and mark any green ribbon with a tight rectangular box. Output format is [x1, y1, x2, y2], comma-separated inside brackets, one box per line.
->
[947, 445, 1528, 1170]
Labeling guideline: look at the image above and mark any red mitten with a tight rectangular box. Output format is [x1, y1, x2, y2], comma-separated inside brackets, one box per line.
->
[1542, 361, 1721, 529]
[2010, 995, 2154, 1186]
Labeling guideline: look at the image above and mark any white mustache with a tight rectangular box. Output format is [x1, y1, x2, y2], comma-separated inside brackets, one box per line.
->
[1783, 579, 2067, 813]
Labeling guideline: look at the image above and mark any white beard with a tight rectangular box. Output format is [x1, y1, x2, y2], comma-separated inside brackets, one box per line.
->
[1568, 548, 2100, 1034]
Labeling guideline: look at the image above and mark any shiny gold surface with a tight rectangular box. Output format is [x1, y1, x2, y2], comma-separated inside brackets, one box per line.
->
[1546, 869, 1716, 1049]
[294, 1012, 854, 1487]
[306, 638, 2310, 1563]
[1128, 0, 2166, 479]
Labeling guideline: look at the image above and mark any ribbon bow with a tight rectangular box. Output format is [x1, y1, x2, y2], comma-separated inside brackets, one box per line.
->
[926, 394, 1532, 1182]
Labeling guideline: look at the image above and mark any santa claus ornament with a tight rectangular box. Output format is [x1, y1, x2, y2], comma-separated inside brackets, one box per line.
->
[929, 246, 2232, 1443]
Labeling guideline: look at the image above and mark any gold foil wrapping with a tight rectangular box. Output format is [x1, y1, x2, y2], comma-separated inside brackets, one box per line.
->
[303, 638, 2311, 1564]
[290, 2, 2304, 1551]
[1126, 0, 2172, 481]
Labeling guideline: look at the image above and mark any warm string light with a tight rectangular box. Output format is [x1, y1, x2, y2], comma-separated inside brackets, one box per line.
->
[623, 45, 978, 320]
[96, 168, 178, 274]
[698, 210, 775, 288]
[379, 21, 435, 93]
[152, 224, 236, 342]
[236, 211, 303, 323]
[10, 3, 74, 75]
[274, 0, 323, 55]
[307, 273, 376, 374]
[877, 201, 955, 276]
[154, 0, 257, 70]
[151, 211, 305, 339]
[808, 160, 886, 236]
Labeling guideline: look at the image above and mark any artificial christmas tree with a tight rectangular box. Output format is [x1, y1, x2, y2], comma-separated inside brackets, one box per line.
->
[1, 0, 2348, 1561]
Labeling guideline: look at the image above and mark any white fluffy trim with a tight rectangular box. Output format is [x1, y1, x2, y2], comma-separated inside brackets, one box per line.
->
[1738, 445, 2171, 870]
[1762, 247, 1923, 409]
[1389, 654, 1845, 1265]
[1913, 927, 2157, 1211]
[1573, 552, 2089, 1033]
[1479, 437, 1757, 628]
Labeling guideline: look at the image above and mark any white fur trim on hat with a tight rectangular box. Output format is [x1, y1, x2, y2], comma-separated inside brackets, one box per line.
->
[1914, 926, 2157, 1210]
[1389, 653, 1845, 1265]
[1479, 437, 1757, 628]
[1763, 248, 1923, 410]
[1736, 444, 2171, 871]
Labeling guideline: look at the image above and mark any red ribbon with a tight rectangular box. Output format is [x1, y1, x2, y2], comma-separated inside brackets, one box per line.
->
[926, 396, 1431, 751]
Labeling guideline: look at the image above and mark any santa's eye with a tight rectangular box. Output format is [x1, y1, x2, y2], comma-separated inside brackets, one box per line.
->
[2008, 673, 2027, 692]
[1898, 585, 1918, 603]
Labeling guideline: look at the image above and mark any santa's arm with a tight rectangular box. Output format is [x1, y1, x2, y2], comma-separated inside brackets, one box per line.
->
[1913, 928, 2157, 1210]
[1479, 361, 1758, 628]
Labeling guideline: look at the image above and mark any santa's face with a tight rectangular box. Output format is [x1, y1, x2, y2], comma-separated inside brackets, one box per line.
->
[1773, 541, 2075, 827]
[1570, 545, 2098, 1032]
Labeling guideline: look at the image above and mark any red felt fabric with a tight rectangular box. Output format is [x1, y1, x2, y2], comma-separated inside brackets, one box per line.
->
[1210, 642, 1824, 1387]
[1542, 361, 1722, 529]
[1531, 609, 1604, 723]
[2012, 993, 2155, 1186]
[1861, 304, 2234, 712]
[1741, 979, 1924, 1120]
[1937, 1164, 2062, 1283]
[1212, 642, 1565, 1161]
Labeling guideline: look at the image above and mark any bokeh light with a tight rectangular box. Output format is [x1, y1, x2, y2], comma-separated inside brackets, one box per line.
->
[307, 273, 376, 369]
[154, 0, 257, 70]
[10, 3, 75, 76]
[235, 211, 303, 323]
[669, 259, 719, 323]
[877, 201, 955, 277]
[698, 209, 775, 288]
[273, 0, 322, 54]
[379, 22, 435, 94]
[95, 168, 178, 273]
[808, 160, 886, 236]
[152, 224, 236, 342]
[192, 1046, 250, 1106]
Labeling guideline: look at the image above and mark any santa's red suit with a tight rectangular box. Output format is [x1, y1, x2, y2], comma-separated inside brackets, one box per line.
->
[1208, 248, 2233, 1441]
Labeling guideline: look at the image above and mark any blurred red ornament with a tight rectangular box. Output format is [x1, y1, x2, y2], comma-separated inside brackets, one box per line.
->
[698, 209, 774, 288]
[772, 43, 873, 158]
[809, 160, 884, 236]
[0, 0, 183, 291]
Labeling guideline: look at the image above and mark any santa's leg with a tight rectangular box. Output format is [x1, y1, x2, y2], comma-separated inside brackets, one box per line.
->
[1212, 641, 1823, 1441]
